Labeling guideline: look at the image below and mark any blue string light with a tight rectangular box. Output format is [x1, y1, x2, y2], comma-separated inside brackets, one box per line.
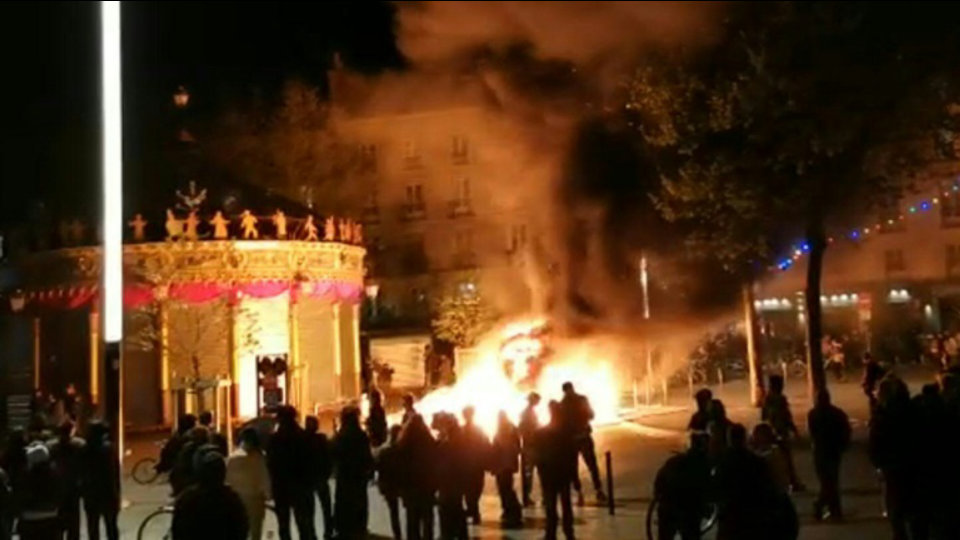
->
[801, 242, 810, 252]
[921, 201, 931, 211]
[850, 230, 859, 239]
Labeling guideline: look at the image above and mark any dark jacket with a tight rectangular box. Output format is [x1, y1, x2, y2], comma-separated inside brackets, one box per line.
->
[366, 405, 388, 448]
[172, 483, 248, 540]
[267, 423, 313, 497]
[533, 423, 576, 487]
[807, 404, 851, 459]
[306, 431, 333, 485]
[654, 449, 711, 518]
[80, 441, 120, 506]
[492, 422, 521, 475]
[46, 436, 85, 500]
[560, 393, 594, 438]
[761, 394, 796, 438]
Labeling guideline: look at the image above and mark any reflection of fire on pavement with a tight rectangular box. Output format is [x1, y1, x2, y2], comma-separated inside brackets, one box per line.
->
[401, 318, 624, 437]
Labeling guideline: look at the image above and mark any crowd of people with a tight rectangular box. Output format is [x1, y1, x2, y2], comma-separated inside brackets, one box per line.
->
[159, 381, 606, 540]
[656, 352, 960, 540]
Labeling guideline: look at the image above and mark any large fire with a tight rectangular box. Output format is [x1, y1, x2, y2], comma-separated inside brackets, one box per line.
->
[407, 318, 622, 437]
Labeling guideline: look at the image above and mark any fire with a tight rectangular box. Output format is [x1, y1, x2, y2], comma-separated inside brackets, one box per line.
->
[404, 318, 622, 437]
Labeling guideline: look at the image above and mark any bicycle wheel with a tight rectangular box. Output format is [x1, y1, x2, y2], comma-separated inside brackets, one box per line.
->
[700, 503, 719, 533]
[132, 457, 159, 485]
[137, 508, 173, 540]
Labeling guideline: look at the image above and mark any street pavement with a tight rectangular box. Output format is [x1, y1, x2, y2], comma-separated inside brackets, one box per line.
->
[108, 365, 938, 539]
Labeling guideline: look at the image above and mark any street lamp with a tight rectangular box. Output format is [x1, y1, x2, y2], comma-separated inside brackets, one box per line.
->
[8, 290, 25, 313]
[101, 0, 124, 489]
[173, 85, 190, 109]
[365, 283, 380, 319]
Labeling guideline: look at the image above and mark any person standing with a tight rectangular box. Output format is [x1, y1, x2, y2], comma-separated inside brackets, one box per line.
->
[653, 433, 712, 540]
[518, 392, 540, 508]
[807, 390, 852, 522]
[762, 375, 804, 491]
[869, 375, 923, 540]
[491, 411, 523, 528]
[375, 425, 405, 540]
[535, 401, 576, 540]
[268, 406, 317, 540]
[434, 414, 468, 540]
[199, 411, 228, 456]
[80, 422, 119, 540]
[45, 420, 84, 540]
[560, 382, 606, 505]
[226, 428, 271, 540]
[366, 389, 389, 448]
[401, 394, 417, 426]
[461, 406, 490, 524]
[304, 416, 334, 539]
[687, 389, 713, 433]
[331, 407, 374, 540]
[18, 443, 61, 540]
[398, 414, 437, 540]
[172, 452, 248, 540]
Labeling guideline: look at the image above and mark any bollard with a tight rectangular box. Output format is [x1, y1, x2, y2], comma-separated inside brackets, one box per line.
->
[605, 450, 615, 515]
[717, 367, 725, 388]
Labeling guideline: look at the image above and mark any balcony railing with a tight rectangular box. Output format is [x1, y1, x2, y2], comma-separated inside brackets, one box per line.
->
[447, 200, 474, 218]
[402, 203, 427, 221]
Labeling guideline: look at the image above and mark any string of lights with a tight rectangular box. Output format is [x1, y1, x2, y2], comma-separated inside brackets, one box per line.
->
[775, 182, 960, 271]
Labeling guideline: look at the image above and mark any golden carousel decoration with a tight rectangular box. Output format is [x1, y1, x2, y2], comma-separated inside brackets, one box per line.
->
[12, 186, 366, 428]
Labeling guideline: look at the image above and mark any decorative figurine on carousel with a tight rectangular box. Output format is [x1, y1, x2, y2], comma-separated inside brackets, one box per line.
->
[324, 216, 336, 242]
[210, 211, 230, 240]
[240, 210, 259, 240]
[303, 215, 319, 241]
[128, 213, 148, 242]
[184, 211, 200, 241]
[175, 180, 208, 212]
[338, 218, 352, 243]
[352, 221, 364, 244]
[273, 210, 288, 239]
[165, 209, 183, 241]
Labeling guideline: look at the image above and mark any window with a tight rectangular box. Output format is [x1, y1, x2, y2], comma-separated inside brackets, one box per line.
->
[403, 140, 421, 169]
[941, 181, 960, 227]
[453, 229, 476, 268]
[948, 245, 960, 277]
[452, 135, 469, 164]
[404, 184, 425, 219]
[507, 224, 527, 253]
[450, 177, 472, 216]
[358, 144, 377, 172]
[884, 249, 906, 274]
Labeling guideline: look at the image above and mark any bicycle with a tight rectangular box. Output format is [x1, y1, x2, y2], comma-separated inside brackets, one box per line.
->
[645, 497, 718, 540]
[137, 501, 279, 540]
[131, 439, 168, 485]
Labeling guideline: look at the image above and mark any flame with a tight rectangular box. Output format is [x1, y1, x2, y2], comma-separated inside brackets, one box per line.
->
[402, 318, 622, 437]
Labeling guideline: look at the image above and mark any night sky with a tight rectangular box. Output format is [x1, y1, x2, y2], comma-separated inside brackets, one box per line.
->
[0, 1, 400, 230]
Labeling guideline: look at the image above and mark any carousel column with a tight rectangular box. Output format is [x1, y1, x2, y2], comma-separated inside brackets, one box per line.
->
[332, 303, 343, 400]
[89, 300, 100, 407]
[288, 289, 302, 410]
[350, 303, 362, 397]
[227, 297, 239, 420]
[159, 301, 172, 426]
[32, 316, 41, 391]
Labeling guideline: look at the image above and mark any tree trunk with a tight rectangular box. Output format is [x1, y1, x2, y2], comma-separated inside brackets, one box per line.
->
[804, 226, 828, 400]
[742, 283, 765, 407]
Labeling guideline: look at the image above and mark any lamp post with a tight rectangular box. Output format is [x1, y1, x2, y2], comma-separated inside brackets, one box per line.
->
[365, 283, 380, 320]
[173, 85, 190, 109]
[101, 0, 124, 493]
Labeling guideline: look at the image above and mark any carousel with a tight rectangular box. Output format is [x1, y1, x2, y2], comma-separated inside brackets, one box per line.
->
[4, 185, 366, 429]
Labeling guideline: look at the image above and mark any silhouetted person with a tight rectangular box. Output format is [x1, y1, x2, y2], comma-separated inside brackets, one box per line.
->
[157, 414, 196, 484]
[80, 422, 118, 540]
[912, 382, 956, 538]
[434, 413, 468, 540]
[762, 375, 804, 491]
[706, 399, 731, 462]
[461, 406, 490, 524]
[401, 394, 417, 426]
[808, 390, 851, 522]
[226, 428, 271, 540]
[870, 375, 924, 540]
[536, 401, 576, 540]
[654, 433, 712, 540]
[332, 407, 374, 539]
[750, 423, 790, 491]
[687, 388, 713, 433]
[715, 424, 794, 540]
[172, 425, 210, 495]
[172, 451, 248, 540]
[492, 411, 523, 528]
[268, 406, 317, 540]
[366, 390, 388, 448]
[861, 352, 885, 407]
[398, 414, 437, 540]
[375, 425, 404, 540]
[560, 382, 606, 505]
[46, 420, 84, 540]
[0, 464, 11, 540]
[199, 410, 228, 456]
[305, 416, 334, 539]
[518, 392, 541, 507]
[18, 443, 61, 540]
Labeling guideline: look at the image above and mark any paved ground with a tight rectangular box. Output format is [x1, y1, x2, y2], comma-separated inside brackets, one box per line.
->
[107, 364, 937, 539]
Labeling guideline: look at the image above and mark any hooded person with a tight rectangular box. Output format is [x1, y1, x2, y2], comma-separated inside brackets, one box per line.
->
[80, 421, 119, 540]
[268, 406, 317, 540]
[332, 406, 374, 539]
[398, 414, 437, 540]
[18, 442, 61, 540]
[172, 451, 248, 540]
[45, 420, 85, 540]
